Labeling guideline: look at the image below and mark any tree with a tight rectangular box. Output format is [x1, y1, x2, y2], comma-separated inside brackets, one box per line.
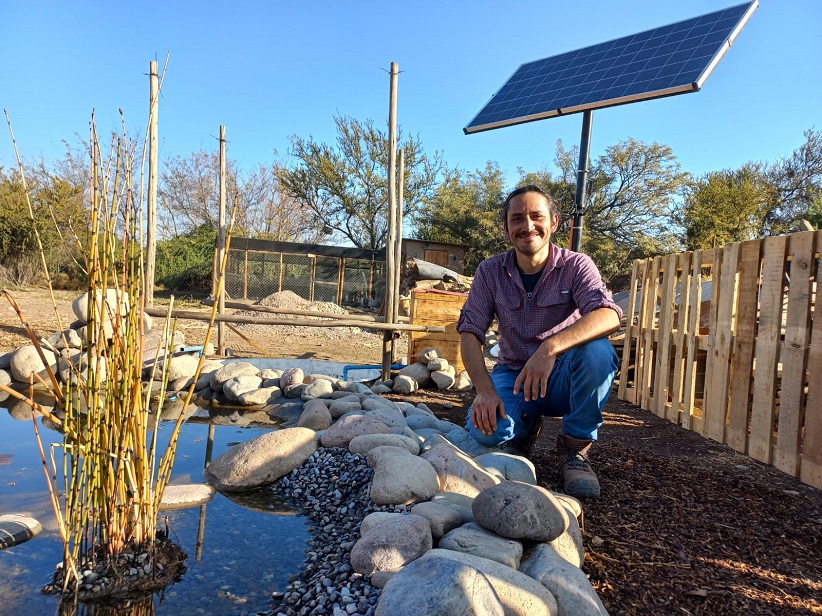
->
[764, 128, 822, 233]
[415, 162, 507, 273]
[522, 138, 687, 289]
[277, 115, 443, 249]
[677, 163, 774, 250]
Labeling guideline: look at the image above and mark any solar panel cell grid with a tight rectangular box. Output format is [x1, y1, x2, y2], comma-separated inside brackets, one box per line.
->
[465, 1, 757, 133]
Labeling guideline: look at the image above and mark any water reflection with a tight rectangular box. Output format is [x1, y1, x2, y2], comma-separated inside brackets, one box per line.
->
[0, 393, 311, 616]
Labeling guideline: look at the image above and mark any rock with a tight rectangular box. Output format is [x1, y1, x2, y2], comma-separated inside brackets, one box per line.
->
[368, 446, 440, 505]
[0, 369, 10, 402]
[431, 492, 476, 523]
[283, 383, 304, 398]
[549, 504, 585, 568]
[169, 375, 194, 392]
[222, 375, 263, 402]
[10, 344, 57, 382]
[454, 370, 473, 391]
[414, 549, 558, 616]
[370, 383, 393, 394]
[369, 570, 397, 590]
[439, 522, 523, 569]
[409, 501, 465, 540]
[391, 375, 417, 394]
[350, 514, 432, 576]
[431, 368, 456, 390]
[435, 419, 463, 433]
[554, 493, 583, 520]
[259, 368, 281, 380]
[44, 328, 83, 350]
[416, 347, 442, 363]
[427, 357, 450, 371]
[398, 363, 432, 388]
[361, 396, 400, 412]
[474, 452, 538, 484]
[348, 433, 420, 456]
[320, 414, 390, 448]
[167, 354, 202, 382]
[520, 544, 608, 616]
[279, 367, 304, 390]
[421, 443, 500, 497]
[159, 483, 216, 510]
[0, 351, 12, 369]
[297, 398, 333, 431]
[302, 378, 334, 400]
[210, 361, 259, 391]
[194, 360, 223, 390]
[472, 481, 568, 542]
[406, 414, 440, 431]
[367, 407, 407, 429]
[376, 555, 504, 616]
[442, 429, 497, 456]
[0, 514, 42, 549]
[360, 511, 402, 535]
[72, 289, 130, 324]
[204, 428, 318, 491]
[328, 399, 362, 419]
[238, 385, 282, 406]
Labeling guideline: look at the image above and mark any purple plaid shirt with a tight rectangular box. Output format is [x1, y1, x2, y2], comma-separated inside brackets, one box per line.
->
[456, 246, 622, 369]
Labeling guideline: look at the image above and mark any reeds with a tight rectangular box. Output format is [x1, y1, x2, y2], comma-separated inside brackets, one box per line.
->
[1, 107, 231, 598]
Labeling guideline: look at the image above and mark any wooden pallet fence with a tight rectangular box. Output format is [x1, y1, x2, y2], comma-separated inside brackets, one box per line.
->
[617, 230, 821, 489]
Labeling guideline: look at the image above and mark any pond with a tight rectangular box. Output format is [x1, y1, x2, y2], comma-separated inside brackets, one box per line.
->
[0, 392, 311, 616]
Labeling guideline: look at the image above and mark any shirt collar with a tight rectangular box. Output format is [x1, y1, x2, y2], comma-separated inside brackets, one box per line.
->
[502, 244, 566, 275]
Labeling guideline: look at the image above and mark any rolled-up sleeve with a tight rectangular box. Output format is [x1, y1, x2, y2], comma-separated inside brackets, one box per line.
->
[570, 254, 623, 320]
[456, 260, 496, 342]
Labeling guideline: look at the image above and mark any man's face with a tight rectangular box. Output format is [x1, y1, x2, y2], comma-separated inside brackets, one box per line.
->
[504, 191, 559, 258]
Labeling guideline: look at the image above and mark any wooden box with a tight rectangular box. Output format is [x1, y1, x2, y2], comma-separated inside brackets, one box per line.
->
[408, 289, 468, 373]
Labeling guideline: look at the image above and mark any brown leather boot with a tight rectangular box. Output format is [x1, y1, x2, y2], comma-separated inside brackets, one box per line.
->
[557, 434, 601, 499]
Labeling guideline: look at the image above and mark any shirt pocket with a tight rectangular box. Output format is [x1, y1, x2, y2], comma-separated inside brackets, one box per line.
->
[496, 292, 523, 312]
[536, 289, 573, 308]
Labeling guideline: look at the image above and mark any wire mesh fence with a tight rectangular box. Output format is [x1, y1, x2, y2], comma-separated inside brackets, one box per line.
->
[225, 247, 386, 309]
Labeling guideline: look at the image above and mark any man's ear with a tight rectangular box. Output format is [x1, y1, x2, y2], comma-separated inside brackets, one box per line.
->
[551, 214, 559, 232]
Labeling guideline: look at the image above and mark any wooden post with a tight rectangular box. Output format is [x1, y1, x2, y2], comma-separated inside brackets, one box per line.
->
[243, 249, 248, 300]
[217, 126, 227, 355]
[393, 149, 404, 323]
[278, 253, 283, 292]
[382, 61, 399, 380]
[309, 254, 316, 302]
[146, 60, 159, 307]
[337, 257, 345, 306]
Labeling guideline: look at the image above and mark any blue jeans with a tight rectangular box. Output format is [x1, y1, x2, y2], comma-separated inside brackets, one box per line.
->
[465, 338, 618, 445]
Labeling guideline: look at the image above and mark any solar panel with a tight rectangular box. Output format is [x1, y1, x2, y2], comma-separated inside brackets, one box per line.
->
[464, 1, 758, 134]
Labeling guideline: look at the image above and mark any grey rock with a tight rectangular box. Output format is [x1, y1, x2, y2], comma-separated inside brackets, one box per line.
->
[210, 361, 259, 391]
[360, 511, 402, 535]
[159, 483, 216, 510]
[421, 442, 500, 498]
[415, 347, 442, 363]
[431, 492, 477, 524]
[439, 522, 523, 569]
[348, 433, 420, 456]
[409, 501, 464, 540]
[406, 414, 440, 431]
[376, 555, 504, 616]
[279, 367, 304, 389]
[238, 385, 282, 406]
[320, 414, 390, 448]
[361, 396, 400, 412]
[391, 375, 417, 394]
[296, 398, 333, 431]
[444, 429, 498, 456]
[472, 481, 569, 542]
[367, 407, 407, 429]
[10, 344, 57, 382]
[302, 378, 334, 400]
[204, 428, 318, 491]
[350, 514, 432, 576]
[329, 399, 362, 419]
[427, 357, 450, 371]
[398, 363, 432, 388]
[167, 354, 202, 382]
[44, 328, 83, 350]
[368, 446, 440, 505]
[0, 351, 12, 369]
[454, 370, 473, 391]
[520, 544, 608, 616]
[0, 513, 42, 549]
[222, 375, 263, 402]
[474, 452, 538, 484]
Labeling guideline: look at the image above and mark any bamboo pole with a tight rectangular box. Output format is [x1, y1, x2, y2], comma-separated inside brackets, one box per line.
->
[393, 148, 404, 324]
[243, 248, 248, 299]
[201, 297, 409, 322]
[217, 126, 227, 355]
[382, 61, 399, 380]
[144, 307, 443, 332]
[146, 60, 159, 307]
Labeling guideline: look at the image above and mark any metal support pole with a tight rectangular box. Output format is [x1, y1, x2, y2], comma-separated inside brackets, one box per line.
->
[571, 109, 593, 253]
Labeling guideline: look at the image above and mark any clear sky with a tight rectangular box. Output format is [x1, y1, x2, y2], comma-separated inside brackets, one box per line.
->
[1, 0, 819, 187]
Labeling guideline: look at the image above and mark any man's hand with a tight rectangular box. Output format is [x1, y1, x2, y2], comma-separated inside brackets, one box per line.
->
[470, 390, 507, 435]
[513, 344, 556, 402]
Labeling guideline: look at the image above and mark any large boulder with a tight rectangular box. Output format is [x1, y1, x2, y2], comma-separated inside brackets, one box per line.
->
[421, 443, 500, 497]
[439, 522, 524, 569]
[210, 361, 259, 391]
[367, 446, 440, 505]
[350, 514, 432, 576]
[204, 428, 318, 491]
[472, 481, 568, 542]
[320, 414, 390, 448]
[376, 555, 504, 616]
[296, 398, 333, 431]
[409, 501, 464, 540]
[9, 345, 57, 383]
[348, 433, 420, 456]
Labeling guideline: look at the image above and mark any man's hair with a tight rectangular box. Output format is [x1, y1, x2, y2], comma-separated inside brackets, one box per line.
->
[502, 184, 560, 229]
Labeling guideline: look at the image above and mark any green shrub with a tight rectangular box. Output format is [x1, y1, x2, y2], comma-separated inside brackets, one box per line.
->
[154, 225, 216, 292]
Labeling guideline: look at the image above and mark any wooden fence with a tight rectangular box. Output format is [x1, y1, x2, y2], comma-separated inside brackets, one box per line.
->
[617, 230, 821, 489]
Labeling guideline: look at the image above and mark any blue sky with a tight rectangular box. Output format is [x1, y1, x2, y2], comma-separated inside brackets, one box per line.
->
[1, 0, 819, 188]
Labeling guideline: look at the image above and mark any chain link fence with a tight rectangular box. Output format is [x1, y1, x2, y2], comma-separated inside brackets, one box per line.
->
[225, 242, 385, 309]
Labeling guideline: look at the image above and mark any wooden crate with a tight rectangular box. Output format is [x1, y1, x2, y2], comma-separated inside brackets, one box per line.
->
[408, 289, 468, 372]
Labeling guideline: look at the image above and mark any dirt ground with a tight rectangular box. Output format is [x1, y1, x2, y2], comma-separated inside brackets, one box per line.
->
[2, 287, 821, 615]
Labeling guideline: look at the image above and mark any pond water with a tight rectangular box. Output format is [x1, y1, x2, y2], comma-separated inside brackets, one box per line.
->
[0, 394, 311, 616]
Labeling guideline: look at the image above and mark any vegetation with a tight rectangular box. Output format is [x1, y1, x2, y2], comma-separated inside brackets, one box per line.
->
[0, 113, 225, 602]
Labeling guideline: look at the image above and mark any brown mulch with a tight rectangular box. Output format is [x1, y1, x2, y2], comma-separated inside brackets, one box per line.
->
[392, 390, 822, 616]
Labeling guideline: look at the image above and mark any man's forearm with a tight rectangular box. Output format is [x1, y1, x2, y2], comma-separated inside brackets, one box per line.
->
[541, 307, 620, 356]
[460, 332, 495, 395]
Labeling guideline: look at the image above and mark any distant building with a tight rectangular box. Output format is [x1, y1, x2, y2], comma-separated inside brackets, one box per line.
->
[402, 239, 468, 274]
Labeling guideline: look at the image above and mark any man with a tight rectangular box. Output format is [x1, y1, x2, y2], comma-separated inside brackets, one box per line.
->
[456, 185, 622, 499]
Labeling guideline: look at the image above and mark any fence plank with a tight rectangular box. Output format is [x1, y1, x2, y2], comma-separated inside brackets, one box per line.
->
[640, 258, 661, 410]
[748, 235, 788, 464]
[668, 252, 691, 423]
[703, 246, 729, 441]
[681, 249, 704, 431]
[654, 254, 678, 417]
[618, 259, 641, 401]
[632, 258, 651, 406]
[726, 239, 762, 453]
[800, 231, 822, 488]
[774, 231, 816, 475]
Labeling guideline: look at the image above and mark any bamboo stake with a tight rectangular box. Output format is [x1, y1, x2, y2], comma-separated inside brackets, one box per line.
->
[146, 60, 158, 307]
[217, 126, 227, 355]
[382, 61, 399, 380]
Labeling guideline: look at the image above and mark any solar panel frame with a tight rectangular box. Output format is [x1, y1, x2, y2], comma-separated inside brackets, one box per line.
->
[464, 1, 758, 134]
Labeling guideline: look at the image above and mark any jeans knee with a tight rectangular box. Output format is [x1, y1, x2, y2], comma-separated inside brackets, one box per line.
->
[570, 338, 618, 378]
